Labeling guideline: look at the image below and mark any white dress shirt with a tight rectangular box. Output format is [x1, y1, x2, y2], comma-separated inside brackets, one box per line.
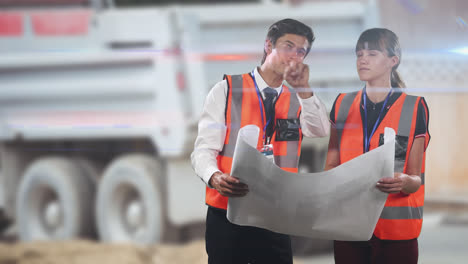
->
[191, 67, 330, 186]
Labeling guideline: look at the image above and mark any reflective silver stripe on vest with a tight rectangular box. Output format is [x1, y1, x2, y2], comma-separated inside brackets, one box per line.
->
[394, 95, 418, 173]
[380, 206, 423, 220]
[382, 95, 423, 221]
[220, 75, 244, 158]
[421, 172, 425, 185]
[275, 89, 301, 168]
[287, 89, 301, 119]
[275, 140, 300, 168]
[336, 92, 358, 150]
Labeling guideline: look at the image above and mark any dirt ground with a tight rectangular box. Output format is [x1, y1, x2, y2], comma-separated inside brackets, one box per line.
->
[0, 222, 321, 264]
[0, 239, 315, 264]
[0, 239, 208, 264]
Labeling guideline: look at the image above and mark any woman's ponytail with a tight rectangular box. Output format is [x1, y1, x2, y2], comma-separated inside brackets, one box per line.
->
[391, 69, 406, 88]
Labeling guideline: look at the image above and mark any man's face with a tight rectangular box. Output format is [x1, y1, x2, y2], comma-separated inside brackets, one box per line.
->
[265, 33, 309, 75]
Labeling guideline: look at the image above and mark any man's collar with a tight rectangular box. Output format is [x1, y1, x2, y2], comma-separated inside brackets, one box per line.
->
[254, 67, 282, 94]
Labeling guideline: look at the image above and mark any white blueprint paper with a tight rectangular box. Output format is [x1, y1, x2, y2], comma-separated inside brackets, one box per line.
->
[227, 125, 394, 241]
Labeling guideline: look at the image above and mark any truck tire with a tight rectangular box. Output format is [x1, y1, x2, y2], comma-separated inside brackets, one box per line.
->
[16, 157, 96, 241]
[96, 154, 166, 245]
[0, 209, 11, 236]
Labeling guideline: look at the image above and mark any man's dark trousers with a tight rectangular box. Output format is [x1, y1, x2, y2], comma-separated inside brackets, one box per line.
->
[205, 206, 293, 264]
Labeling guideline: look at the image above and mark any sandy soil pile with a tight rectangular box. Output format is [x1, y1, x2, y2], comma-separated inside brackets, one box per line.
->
[0, 239, 207, 264]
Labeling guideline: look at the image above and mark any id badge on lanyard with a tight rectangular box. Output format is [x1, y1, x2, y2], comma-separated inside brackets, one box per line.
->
[260, 143, 275, 164]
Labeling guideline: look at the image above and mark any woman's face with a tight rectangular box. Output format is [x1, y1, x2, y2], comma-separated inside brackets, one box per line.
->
[356, 47, 397, 83]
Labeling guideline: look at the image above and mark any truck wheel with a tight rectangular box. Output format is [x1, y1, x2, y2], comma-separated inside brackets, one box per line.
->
[0, 209, 11, 236]
[16, 157, 96, 241]
[96, 154, 166, 244]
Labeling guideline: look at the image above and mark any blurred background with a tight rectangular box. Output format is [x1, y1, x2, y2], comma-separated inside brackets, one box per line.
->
[0, 0, 467, 263]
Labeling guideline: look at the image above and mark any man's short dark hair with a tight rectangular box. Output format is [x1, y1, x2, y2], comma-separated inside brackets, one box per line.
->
[261, 18, 315, 64]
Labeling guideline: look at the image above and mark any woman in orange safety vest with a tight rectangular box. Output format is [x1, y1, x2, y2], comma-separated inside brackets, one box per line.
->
[325, 28, 430, 264]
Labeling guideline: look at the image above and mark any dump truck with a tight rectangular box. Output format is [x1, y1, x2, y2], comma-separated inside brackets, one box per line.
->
[0, 0, 379, 246]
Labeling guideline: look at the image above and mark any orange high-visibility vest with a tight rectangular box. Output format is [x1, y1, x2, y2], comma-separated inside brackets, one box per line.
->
[206, 73, 303, 210]
[334, 90, 429, 240]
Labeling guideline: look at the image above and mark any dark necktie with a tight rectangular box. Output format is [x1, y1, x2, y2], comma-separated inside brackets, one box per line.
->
[263, 87, 278, 140]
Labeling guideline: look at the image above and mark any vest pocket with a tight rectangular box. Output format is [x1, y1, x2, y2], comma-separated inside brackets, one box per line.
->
[276, 118, 300, 141]
[379, 133, 408, 163]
